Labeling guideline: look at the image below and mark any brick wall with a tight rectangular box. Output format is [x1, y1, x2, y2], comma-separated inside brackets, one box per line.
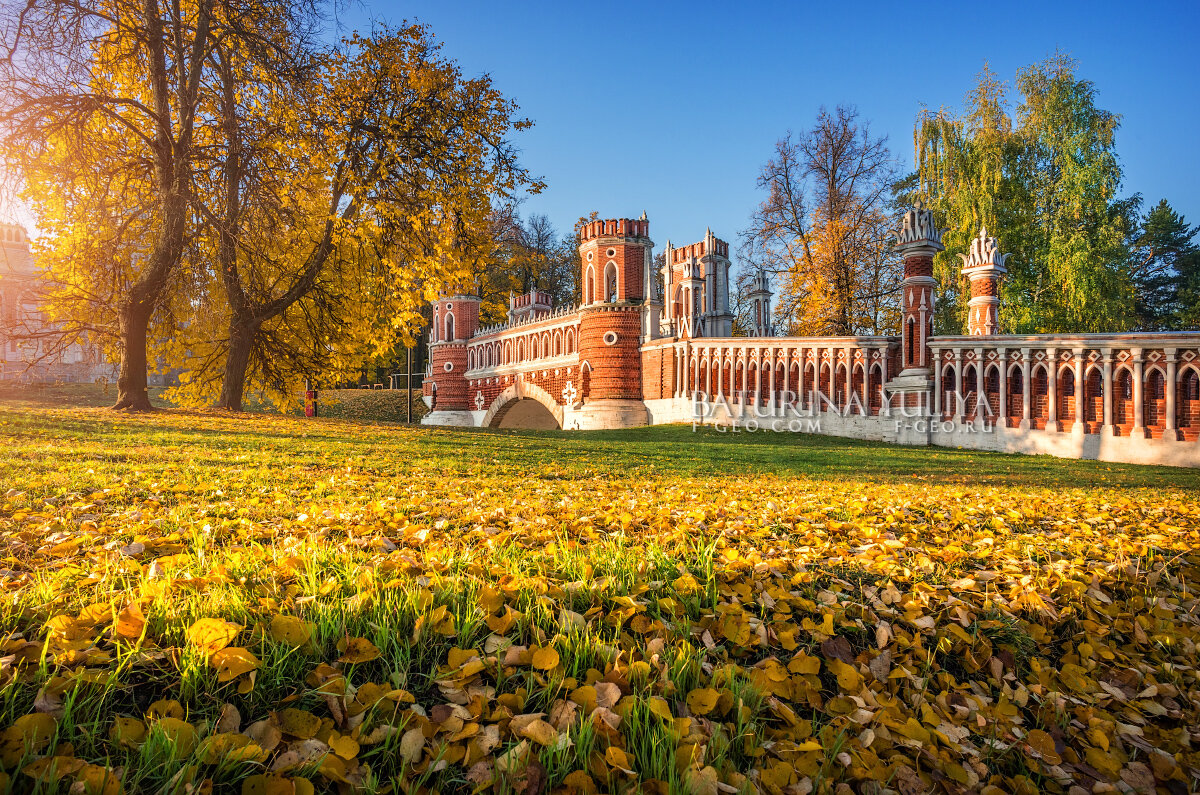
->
[1180, 371, 1199, 440]
[1031, 372, 1048, 430]
[619, 244, 644, 300]
[971, 278, 998, 298]
[426, 342, 469, 410]
[579, 306, 642, 400]
[465, 366, 583, 415]
[641, 347, 673, 400]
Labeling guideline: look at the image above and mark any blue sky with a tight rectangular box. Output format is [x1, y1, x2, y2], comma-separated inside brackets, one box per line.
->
[349, 0, 1199, 255]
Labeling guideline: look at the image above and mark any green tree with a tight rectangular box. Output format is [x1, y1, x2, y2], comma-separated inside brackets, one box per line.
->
[914, 55, 1135, 334]
[914, 64, 1023, 333]
[1129, 199, 1200, 330]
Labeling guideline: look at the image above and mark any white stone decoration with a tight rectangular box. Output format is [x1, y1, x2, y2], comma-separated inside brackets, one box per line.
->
[958, 226, 1009, 273]
[895, 201, 946, 249]
[474, 391, 485, 410]
[562, 381, 578, 404]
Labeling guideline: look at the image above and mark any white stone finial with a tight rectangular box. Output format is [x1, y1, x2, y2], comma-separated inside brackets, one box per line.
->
[958, 226, 1009, 273]
[895, 204, 946, 251]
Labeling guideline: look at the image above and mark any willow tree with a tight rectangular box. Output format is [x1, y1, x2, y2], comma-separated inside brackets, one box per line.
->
[170, 25, 540, 411]
[0, 0, 317, 410]
[914, 56, 1135, 334]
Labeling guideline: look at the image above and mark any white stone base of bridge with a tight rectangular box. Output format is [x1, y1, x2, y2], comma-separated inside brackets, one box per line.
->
[573, 399, 648, 430]
[421, 410, 476, 427]
[673, 397, 1200, 467]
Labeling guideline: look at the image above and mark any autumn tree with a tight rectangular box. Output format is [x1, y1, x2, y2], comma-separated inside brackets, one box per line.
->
[512, 214, 576, 305]
[914, 55, 1136, 334]
[171, 25, 540, 411]
[451, 207, 577, 330]
[0, 0, 317, 409]
[741, 106, 901, 336]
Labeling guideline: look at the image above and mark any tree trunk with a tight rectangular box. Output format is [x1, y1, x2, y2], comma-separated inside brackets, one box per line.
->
[216, 317, 257, 411]
[112, 294, 155, 411]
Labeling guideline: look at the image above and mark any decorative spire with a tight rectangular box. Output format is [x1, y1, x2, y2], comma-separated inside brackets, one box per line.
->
[895, 200, 946, 251]
[958, 226, 1009, 272]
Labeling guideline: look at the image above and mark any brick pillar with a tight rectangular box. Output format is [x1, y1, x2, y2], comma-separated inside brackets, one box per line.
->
[998, 347, 1008, 427]
[953, 349, 965, 422]
[1020, 350, 1031, 430]
[1073, 349, 1086, 436]
[1132, 352, 1146, 438]
[932, 349, 942, 417]
[1102, 352, 1114, 435]
[797, 347, 806, 409]
[974, 348, 985, 420]
[886, 205, 943, 432]
[1166, 351, 1178, 439]
[1047, 347, 1058, 431]
[961, 226, 1007, 336]
[899, 252, 937, 373]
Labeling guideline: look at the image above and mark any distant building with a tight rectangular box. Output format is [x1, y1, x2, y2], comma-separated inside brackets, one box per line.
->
[421, 209, 1200, 467]
[0, 222, 116, 383]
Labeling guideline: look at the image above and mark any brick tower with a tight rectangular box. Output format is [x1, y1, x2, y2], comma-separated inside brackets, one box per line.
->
[424, 287, 480, 420]
[661, 230, 733, 338]
[885, 203, 944, 405]
[959, 227, 1007, 336]
[577, 216, 653, 428]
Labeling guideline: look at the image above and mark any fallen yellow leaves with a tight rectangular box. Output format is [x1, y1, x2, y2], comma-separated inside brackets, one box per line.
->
[187, 617, 242, 655]
[530, 645, 559, 671]
[2, 408, 1200, 793]
[211, 647, 260, 683]
[335, 637, 380, 664]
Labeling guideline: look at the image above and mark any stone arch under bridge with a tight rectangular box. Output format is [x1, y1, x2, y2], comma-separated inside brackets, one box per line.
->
[481, 379, 563, 430]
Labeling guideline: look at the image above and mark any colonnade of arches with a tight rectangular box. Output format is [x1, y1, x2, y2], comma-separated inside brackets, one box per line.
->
[935, 354, 1200, 440]
[465, 325, 579, 371]
[669, 345, 893, 416]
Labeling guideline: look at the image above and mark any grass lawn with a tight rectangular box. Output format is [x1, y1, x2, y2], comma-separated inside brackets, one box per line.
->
[0, 391, 1197, 794]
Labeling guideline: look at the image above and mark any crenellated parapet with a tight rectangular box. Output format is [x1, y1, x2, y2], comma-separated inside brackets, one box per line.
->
[578, 217, 651, 243]
[578, 213, 653, 306]
[669, 236, 730, 262]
